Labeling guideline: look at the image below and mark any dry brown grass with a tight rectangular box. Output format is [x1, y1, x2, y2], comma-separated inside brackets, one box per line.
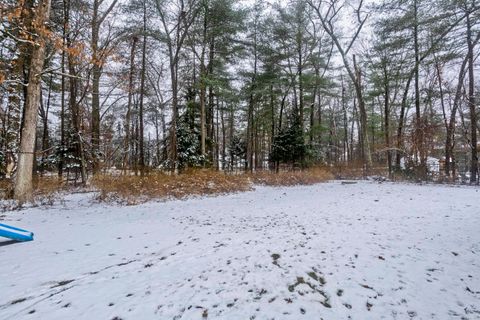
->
[92, 167, 333, 205]
[248, 167, 334, 186]
[0, 168, 334, 206]
[330, 162, 389, 179]
[0, 179, 13, 200]
[32, 176, 66, 194]
[0, 176, 69, 206]
[92, 169, 253, 205]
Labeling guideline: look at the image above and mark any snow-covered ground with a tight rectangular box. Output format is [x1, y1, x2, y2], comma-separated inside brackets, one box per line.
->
[1, 181, 480, 320]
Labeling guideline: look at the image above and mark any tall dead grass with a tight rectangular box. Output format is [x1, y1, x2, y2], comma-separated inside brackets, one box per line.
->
[248, 167, 334, 186]
[330, 162, 389, 179]
[92, 169, 252, 205]
[0, 176, 68, 206]
[92, 167, 333, 204]
[0, 168, 333, 206]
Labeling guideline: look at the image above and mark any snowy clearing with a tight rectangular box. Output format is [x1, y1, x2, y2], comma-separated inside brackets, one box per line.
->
[1, 181, 480, 320]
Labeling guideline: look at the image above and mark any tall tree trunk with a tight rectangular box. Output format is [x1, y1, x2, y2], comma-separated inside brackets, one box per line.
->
[91, 0, 101, 173]
[383, 63, 392, 176]
[58, 0, 68, 179]
[466, 11, 477, 183]
[413, 0, 426, 175]
[41, 75, 52, 154]
[200, 54, 207, 159]
[229, 102, 234, 170]
[207, 36, 215, 163]
[153, 110, 160, 165]
[297, 34, 305, 166]
[340, 77, 348, 162]
[298, 37, 304, 132]
[246, 91, 255, 172]
[14, 0, 52, 203]
[199, 6, 208, 159]
[221, 101, 226, 170]
[310, 66, 320, 146]
[444, 34, 478, 177]
[342, 97, 348, 163]
[270, 84, 276, 154]
[124, 36, 137, 172]
[169, 62, 179, 171]
[90, 0, 117, 173]
[246, 26, 257, 172]
[138, 1, 147, 175]
[66, 6, 87, 185]
[215, 95, 220, 170]
[396, 75, 412, 169]
[353, 55, 372, 170]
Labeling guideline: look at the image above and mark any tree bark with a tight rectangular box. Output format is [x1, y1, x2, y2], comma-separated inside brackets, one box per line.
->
[124, 36, 137, 172]
[138, 0, 147, 175]
[383, 62, 392, 176]
[90, 0, 117, 173]
[91, 0, 101, 173]
[466, 11, 477, 183]
[14, 0, 52, 204]
[199, 4, 208, 158]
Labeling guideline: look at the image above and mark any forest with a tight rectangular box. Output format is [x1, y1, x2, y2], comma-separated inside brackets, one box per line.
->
[1, 0, 479, 202]
[1, 1, 480, 318]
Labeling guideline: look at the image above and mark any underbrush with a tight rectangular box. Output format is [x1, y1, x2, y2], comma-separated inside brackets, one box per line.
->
[0, 176, 70, 209]
[92, 168, 333, 205]
[0, 168, 334, 207]
[330, 163, 389, 180]
[249, 168, 334, 186]
[92, 170, 253, 205]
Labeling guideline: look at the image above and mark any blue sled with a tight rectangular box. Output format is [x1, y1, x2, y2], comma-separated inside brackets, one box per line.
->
[0, 223, 34, 242]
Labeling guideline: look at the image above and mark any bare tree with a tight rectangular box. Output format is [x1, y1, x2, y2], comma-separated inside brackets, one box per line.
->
[464, 1, 478, 183]
[155, 0, 200, 171]
[307, 0, 372, 170]
[91, 0, 118, 173]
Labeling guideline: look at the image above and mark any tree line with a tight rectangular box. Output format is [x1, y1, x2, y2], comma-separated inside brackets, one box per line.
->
[0, 0, 479, 202]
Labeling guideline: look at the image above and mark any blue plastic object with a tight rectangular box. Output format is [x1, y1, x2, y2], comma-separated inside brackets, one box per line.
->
[0, 223, 34, 242]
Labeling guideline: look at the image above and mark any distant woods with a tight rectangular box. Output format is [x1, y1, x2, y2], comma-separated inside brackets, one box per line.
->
[0, 0, 479, 201]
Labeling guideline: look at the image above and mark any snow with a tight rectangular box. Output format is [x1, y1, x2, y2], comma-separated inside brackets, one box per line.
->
[1, 181, 480, 319]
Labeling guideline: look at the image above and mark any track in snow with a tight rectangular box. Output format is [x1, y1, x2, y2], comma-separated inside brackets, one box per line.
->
[1, 181, 479, 319]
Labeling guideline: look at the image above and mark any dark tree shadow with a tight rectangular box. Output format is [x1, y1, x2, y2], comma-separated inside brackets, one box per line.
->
[0, 240, 20, 247]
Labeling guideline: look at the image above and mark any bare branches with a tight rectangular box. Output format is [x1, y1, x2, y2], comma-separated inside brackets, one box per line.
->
[98, 0, 119, 26]
[0, 28, 38, 46]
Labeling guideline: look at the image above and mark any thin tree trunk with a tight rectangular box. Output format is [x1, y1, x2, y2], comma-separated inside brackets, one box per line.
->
[169, 62, 179, 171]
[199, 6, 208, 158]
[91, 0, 101, 173]
[413, 0, 423, 169]
[215, 95, 220, 170]
[466, 11, 477, 183]
[353, 55, 372, 170]
[138, 1, 147, 175]
[207, 36, 215, 163]
[67, 15, 87, 185]
[221, 101, 226, 170]
[396, 75, 412, 168]
[383, 63, 392, 176]
[124, 36, 137, 173]
[58, 0, 67, 179]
